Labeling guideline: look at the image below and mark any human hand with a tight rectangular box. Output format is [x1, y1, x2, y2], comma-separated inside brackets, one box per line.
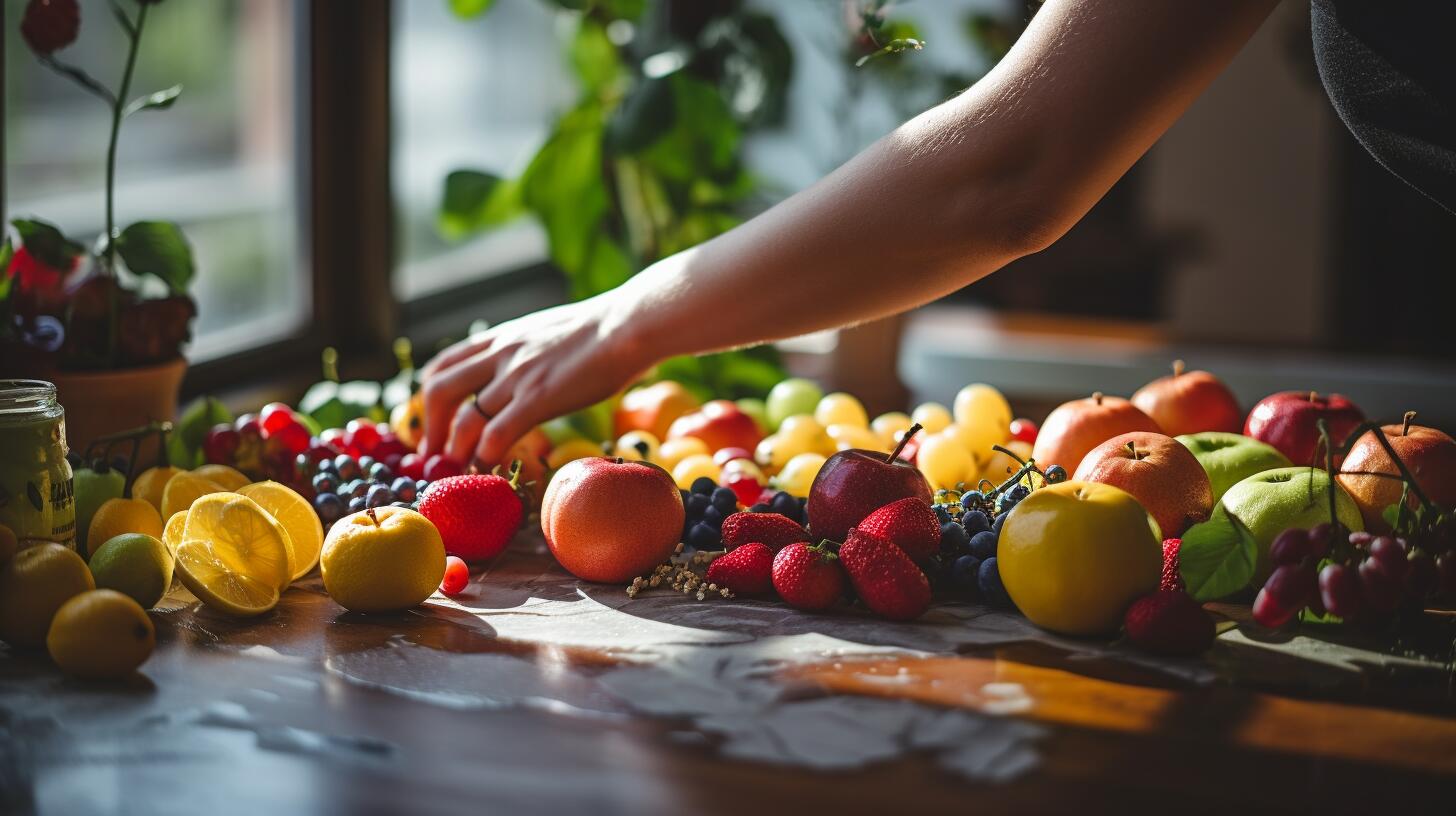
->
[419, 296, 648, 467]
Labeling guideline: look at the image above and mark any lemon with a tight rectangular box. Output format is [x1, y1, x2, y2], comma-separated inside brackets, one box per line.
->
[132, 465, 183, 515]
[0, 543, 95, 649]
[87, 533, 174, 609]
[184, 493, 295, 591]
[191, 464, 251, 492]
[174, 539, 280, 617]
[162, 511, 186, 557]
[47, 589, 155, 679]
[86, 498, 164, 559]
[0, 523, 17, 565]
[238, 481, 323, 581]
[161, 471, 226, 521]
[321, 507, 445, 613]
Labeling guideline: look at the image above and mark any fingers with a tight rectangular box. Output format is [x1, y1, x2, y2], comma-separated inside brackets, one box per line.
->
[421, 348, 500, 457]
[444, 398, 487, 466]
[421, 331, 490, 380]
[477, 399, 535, 467]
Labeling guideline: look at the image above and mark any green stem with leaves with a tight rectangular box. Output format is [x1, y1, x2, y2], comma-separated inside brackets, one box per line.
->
[104, 2, 147, 270]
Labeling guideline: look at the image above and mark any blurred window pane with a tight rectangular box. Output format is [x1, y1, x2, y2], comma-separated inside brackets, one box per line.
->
[391, 0, 575, 301]
[3, 0, 305, 361]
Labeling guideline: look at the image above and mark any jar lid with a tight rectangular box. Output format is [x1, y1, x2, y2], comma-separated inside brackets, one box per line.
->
[0, 380, 60, 417]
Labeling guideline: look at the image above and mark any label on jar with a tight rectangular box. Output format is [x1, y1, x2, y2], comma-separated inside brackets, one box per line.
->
[0, 414, 77, 552]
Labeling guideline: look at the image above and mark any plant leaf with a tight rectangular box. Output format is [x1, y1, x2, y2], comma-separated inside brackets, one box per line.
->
[10, 218, 85, 269]
[1178, 510, 1258, 602]
[115, 221, 195, 294]
[854, 37, 925, 68]
[571, 19, 621, 93]
[520, 104, 610, 280]
[438, 170, 524, 238]
[448, 0, 496, 18]
[123, 84, 182, 117]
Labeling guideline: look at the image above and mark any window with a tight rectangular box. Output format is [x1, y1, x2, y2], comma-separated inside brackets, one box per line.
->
[3, 0, 305, 361]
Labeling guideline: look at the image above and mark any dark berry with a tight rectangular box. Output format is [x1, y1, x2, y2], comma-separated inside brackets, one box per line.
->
[748, 503, 771, 513]
[992, 512, 1008, 535]
[685, 493, 711, 518]
[357, 456, 377, 473]
[939, 521, 969, 554]
[335, 455, 360, 481]
[978, 558, 1014, 608]
[1044, 464, 1067, 483]
[770, 491, 798, 516]
[316, 457, 337, 474]
[687, 522, 722, 551]
[390, 501, 411, 509]
[369, 462, 394, 483]
[348, 496, 366, 513]
[312, 473, 339, 494]
[933, 505, 952, 524]
[365, 484, 393, 508]
[711, 487, 739, 514]
[962, 510, 990, 535]
[950, 555, 982, 593]
[690, 476, 717, 496]
[391, 476, 417, 502]
[969, 530, 998, 560]
[314, 493, 344, 524]
[701, 505, 725, 529]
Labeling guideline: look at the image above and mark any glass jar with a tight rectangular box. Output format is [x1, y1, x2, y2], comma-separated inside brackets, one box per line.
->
[0, 380, 76, 551]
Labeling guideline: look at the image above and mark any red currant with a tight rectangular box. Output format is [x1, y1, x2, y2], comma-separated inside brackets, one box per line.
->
[260, 402, 297, 435]
[270, 421, 311, 455]
[1009, 418, 1038, 444]
[724, 475, 762, 507]
[423, 454, 464, 481]
[440, 556, 469, 595]
[399, 453, 427, 481]
[345, 420, 382, 456]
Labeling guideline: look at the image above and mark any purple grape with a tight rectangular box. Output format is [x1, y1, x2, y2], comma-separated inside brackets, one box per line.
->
[1318, 563, 1362, 620]
[1269, 529, 1308, 566]
[1358, 558, 1402, 613]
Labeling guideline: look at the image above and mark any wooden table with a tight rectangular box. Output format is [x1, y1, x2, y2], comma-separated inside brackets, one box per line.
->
[3, 540, 1455, 815]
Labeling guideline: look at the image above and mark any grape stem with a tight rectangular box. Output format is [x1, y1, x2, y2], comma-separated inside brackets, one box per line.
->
[1315, 417, 1437, 535]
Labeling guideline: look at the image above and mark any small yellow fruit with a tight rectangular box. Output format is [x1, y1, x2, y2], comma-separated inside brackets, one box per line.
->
[911, 403, 953, 434]
[774, 453, 827, 497]
[132, 466, 182, 515]
[656, 437, 710, 472]
[870, 412, 913, 446]
[321, 507, 445, 613]
[952, 384, 1013, 455]
[239, 481, 323, 581]
[826, 423, 888, 453]
[917, 430, 976, 491]
[88, 533, 173, 609]
[47, 589, 155, 680]
[547, 439, 606, 470]
[613, 430, 661, 463]
[184, 493, 295, 591]
[0, 543, 95, 649]
[814, 392, 869, 429]
[161, 471, 227, 521]
[671, 454, 721, 490]
[192, 464, 251, 492]
[778, 415, 831, 448]
[87, 498, 164, 559]
[0, 524, 17, 565]
[391, 392, 425, 450]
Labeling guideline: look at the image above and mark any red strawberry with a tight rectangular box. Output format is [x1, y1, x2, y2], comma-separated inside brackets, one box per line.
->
[1123, 590, 1214, 656]
[856, 497, 940, 561]
[1160, 538, 1184, 592]
[417, 472, 524, 561]
[772, 542, 846, 611]
[706, 542, 773, 595]
[839, 528, 931, 621]
[720, 512, 808, 552]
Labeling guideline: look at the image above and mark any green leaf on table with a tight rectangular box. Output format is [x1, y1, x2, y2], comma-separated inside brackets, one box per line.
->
[116, 221, 195, 294]
[571, 19, 621, 93]
[438, 170, 523, 239]
[1178, 510, 1258, 602]
[11, 218, 85, 269]
[448, 0, 496, 18]
[123, 84, 182, 117]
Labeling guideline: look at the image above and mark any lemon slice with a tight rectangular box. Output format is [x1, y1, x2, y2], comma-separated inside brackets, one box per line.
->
[183, 493, 295, 591]
[238, 481, 323, 581]
[174, 539, 280, 617]
[161, 511, 186, 558]
[191, 464, 251, 492]
[162, 472, 227, 522]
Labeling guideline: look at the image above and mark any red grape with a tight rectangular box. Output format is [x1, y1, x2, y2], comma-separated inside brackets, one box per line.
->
[203, 425, 240, 465]
[1358, 558, 1402, 614]
[345, 420, 382, 456]
[1009, 418, 1039, 444]
[423, 454, 464, 481]
[260, 402, 296, 434]
[1307, 522, 1333, 546]
[1368, 536, 1408, 579]
[1318, 563, 1363, 620]
[399, 453, 426, 481]
[1405, 550, 1438, 599]
[1269, 528, 1308, 566]
[724, 475, 762, 506]
[1263, 562, 1316, 606]
[235, 414, 262, 437]
[372, 434, 408, 461]
[269, 421, 311, 455]
[1348, 531, 1373, 550]
[320, 427, 348, 448]
[440, 555, 469, 595]
[1253, 586, 1298, 628]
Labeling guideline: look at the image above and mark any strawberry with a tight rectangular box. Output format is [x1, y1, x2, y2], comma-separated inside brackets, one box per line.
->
[417, 470, 524, 562]
[1123, 590, 1214, 657]
[1160, 538, 1184, 592]
[839, 528, 931, 621]
[855, 497, 940, 562]
[706, 542, 774, 595]
[720, 512, 808, 552]
[772, 542, 846, 611]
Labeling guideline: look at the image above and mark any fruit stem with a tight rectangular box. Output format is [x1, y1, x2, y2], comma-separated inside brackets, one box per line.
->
[1401, 411, 1416, 437]
[1172, 359, 1185, 377]
[393, 337, 413, 374]
[366, 507, 379, 526]
[991, 444, 1025, 466]
[817, 538, 841, 554]
[1125, 441, 1141, 460]
[322, 347, 339, 383]
[506, 459, 523, 489]
[1092, 392, 1104, 405]
[886, 423, 922, 464]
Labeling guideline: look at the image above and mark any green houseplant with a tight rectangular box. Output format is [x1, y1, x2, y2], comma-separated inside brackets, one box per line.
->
[1, 0, 197, 450]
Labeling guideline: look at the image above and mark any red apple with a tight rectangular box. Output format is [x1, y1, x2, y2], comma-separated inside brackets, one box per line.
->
[807, 431, 932, 544]
[1244, 391, 1364, 467]
[614, 381, 701, 440]
[541, 457, 685, 583]
[667, 400, 763, 454]
[1073, 431, 1213, 538]
[1337, 415, 1456, 533]
[1131, 360, 1241, 437]
[1031, 393, 1161, 474]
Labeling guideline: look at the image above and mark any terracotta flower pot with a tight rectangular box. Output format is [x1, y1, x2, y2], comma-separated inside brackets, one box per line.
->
[49, 357, 187, 461]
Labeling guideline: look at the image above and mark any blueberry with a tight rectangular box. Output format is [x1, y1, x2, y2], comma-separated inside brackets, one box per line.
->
[391, 501, 412, 509]
[978, 557, 1014, 609]
[335, 455, 360, 481]
[316, 457, 338, 474]
[770, 491, 798, 515]
[690, 477, 718, 496]
[687, 522, 722, 551]
[312, 473, 339, 494]
[680, 489, 692, 504]
[969, 530, 998, 560]
[415, 479, 430, 494]
[349, 480, 371, 500]
[1044, 464, 1067, 483]
[358, 456, 377, 473]
[939, 521, 969, 553]
[391, 476, 417, 502]
[369, 462, 394, 482]
[348, 496, 366, 513]
[992, 512, 1008, 535]
[933, 505, 952, 524]
[950, 555, 982, 593]
[314, 492, 344, 523]
[711, 487, 739, 514]
[701, 505, 725, 529]
[748, 503, 771, 513]
[960, 491, 984, 510]
[962, 510, 991, 535]
[366, 484, 394, 508]
[685, 493, 711, 519]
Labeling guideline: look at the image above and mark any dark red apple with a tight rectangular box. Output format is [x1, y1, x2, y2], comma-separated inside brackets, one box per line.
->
[1337, 415, 1456, 533]
[667, 400, 763, 453]
[1073, 431, 1213, 538]
[1244, 391, 1364, 467]
[1131, 360, 1241, 437]
[1031, 393, 1161, 474]
[807, 429, 931, 543]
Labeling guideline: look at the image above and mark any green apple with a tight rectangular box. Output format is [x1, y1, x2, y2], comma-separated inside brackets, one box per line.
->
[765, 378, 823, 430]
[73, 465, 125, 554]
[1218, 466, 1363, 583]
[735, 398, 770, 435]
[1176, 432, 1292, 504]
[541, 416, 586, 447]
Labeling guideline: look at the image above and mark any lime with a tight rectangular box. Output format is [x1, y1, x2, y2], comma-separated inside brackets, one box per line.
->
[88, 533, 174, 609]
[47, 589, 155, 679]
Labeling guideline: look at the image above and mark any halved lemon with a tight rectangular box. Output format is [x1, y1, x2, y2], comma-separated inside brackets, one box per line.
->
[161, 472, 227, 521]
[238, 481, 323, 581]
[192, 464, 251, 492]
[174, 539, 280, 617]
[162, 511, 186, 558]
[183, 493, 295, 591]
